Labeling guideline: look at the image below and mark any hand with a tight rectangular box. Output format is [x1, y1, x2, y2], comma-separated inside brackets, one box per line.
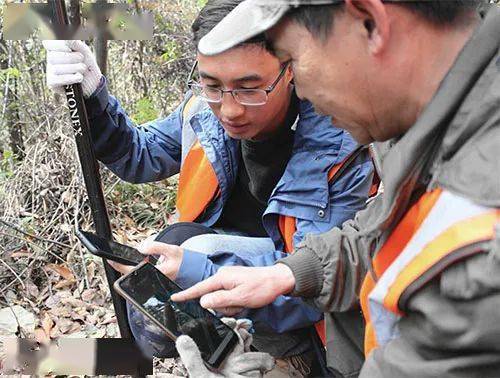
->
[171, 264, 296, 315]
[108, 241, 184, 280]
[176, 318, 274, 377]
[43, 40, 102, 98]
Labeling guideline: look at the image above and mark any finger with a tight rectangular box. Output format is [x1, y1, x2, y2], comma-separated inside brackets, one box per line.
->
[241, 329, 253, 351]
[175, 336, 214, 377]
[47, 73, 83, 87]
[199, 288, 246, 309]
[43, 40, 71, 52]
[138, 234, 158, 251]
[47, 51, 84, 65]
[50, 63, 88, 76]
[234, 327, 252, 346]
[170, 275, 226, 302]
[65, 40, 90, 54]
[230, 352, 275, 373]
[212, 306, 244, 316]
[137, 241, 175, 256]
[107, 260, 133, 275]
[220, 317, 237, 329]
[235, 318, 253, 331]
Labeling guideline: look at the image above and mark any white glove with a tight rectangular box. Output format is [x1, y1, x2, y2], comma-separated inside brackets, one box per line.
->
[43, 40, 102, 98]
[176, 318, 275, 378]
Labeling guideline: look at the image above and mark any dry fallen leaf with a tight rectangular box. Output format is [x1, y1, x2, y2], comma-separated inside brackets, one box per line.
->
[81, 289, 96, 302]
[41, 313, 54, 337]
[34, 327, 50, 345]
[25, 282, 40, 298]
[54, 278, 76, 290]
[100, 313, 116, 325]
[49, 323, 61, 339]
[48, 305, 71, 318]
[57, 318, 74, 334]
[45, 264, 75, 281]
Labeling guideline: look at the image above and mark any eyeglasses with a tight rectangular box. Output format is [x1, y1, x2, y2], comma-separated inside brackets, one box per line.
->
[186, 61, 290, 106]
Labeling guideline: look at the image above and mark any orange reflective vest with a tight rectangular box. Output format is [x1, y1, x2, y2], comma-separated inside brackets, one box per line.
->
[360, 188, 500, 356]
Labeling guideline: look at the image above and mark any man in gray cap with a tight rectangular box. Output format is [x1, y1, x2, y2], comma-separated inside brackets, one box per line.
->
[174, 1, 500, 377]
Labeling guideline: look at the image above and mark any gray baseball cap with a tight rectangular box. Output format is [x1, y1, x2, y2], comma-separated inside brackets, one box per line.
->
[198, 0, 342, 56]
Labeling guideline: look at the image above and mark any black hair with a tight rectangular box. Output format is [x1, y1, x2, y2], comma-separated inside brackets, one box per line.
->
[192, 0, 271, 52]
[286, 1, 481, 41]
[398, 1, 481, 25]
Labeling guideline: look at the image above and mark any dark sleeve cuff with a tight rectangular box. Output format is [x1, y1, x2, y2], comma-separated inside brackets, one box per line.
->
[84, 76, 109, 118]
[277, 246, 324, 298]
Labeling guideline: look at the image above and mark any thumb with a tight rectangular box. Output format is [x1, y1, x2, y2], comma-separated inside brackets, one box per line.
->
[139, 241, 178, 257]
[176, 336, 218, 378]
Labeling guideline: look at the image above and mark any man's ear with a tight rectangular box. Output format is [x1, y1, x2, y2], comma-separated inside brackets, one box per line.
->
[344, 0, 390, 55]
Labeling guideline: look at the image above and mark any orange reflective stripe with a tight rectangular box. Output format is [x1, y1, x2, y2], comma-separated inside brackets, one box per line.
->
[278, 215, 296, 253]
[369, 171, 381, 197]
[373, 189, 443, 275]
[177, 141, 219, 222]
[360, 276, 377, 356]
[384, 209, 500, 315]
[360, 188, 443, 356]
[315, 320, 326, 345]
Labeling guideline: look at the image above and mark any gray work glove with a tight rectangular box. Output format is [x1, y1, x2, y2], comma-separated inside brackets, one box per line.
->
[43, 40, 102, 98]
[176, 318, 275, 378]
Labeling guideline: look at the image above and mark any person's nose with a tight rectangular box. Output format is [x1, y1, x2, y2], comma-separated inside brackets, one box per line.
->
[220, 92, 245, 120]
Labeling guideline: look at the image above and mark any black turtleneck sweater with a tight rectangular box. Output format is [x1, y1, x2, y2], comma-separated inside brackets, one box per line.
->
[214, 94, 299, 236]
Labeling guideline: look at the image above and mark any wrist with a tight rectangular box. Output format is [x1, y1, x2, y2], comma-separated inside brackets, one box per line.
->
[271, 263, 296, 295]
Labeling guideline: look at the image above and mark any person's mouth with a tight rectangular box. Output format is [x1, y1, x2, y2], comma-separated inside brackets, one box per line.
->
[221, 121, 250, 132]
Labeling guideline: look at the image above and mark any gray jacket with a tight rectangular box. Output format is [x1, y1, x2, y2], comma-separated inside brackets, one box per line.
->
[279, 7, 500, 378]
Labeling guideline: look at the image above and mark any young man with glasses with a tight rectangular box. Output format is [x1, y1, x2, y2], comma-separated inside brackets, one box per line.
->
[43, 0, 374, 374]
[171, 0, 500, 377]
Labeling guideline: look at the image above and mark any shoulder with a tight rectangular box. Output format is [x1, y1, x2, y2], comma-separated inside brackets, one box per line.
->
[180, 92, 212, 125]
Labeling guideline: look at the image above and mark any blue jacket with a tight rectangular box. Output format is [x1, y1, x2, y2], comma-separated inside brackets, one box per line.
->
[85, 79, 374, 333]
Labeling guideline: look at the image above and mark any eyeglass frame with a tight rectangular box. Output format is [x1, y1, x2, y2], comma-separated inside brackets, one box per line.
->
[186, 60, 291, 106]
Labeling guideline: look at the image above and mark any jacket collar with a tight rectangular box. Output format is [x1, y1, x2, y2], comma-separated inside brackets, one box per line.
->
[189, 98, 355, 209]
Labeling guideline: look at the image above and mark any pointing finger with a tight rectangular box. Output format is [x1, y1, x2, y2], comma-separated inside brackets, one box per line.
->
[171, 275, 226, 302]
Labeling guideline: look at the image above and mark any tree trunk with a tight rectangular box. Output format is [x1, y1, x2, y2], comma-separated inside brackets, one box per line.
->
[94, 0, 108, 76]
[133, 0, 148, 96]
[7, 78, 24, 161]
[68, 0, 81, 26]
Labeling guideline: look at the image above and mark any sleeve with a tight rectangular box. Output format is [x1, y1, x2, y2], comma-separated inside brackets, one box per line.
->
[278, 202, 374, 313]
[176, 248, 323, 334]
[360, 247, 500, 377]
[278, 147, 376, 313]
[84, 76, 187, 183]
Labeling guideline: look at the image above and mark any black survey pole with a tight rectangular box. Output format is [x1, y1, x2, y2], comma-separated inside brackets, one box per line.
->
[48, 0, 132, 340]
